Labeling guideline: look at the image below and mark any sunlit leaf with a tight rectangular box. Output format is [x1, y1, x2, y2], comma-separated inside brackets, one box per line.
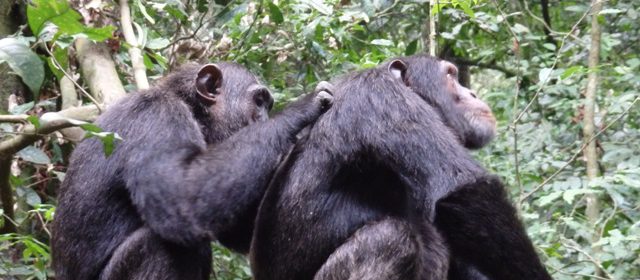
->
[27, 0, 114, 41]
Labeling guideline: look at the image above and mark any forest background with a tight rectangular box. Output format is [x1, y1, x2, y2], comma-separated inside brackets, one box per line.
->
[0, 0, 638, 279]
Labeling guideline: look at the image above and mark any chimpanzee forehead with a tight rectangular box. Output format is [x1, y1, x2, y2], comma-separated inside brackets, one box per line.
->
[216, 62, 259, 82]
[215, 62, 263, 93]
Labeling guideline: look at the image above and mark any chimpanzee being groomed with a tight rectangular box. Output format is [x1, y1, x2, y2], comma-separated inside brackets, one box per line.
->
[251, 55, 552, 280]
[51, 62, 333, 280]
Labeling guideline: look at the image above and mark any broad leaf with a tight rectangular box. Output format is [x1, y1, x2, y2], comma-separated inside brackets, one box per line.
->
[27, 0, 114, 41]
[17, 146, 51, 165]
[0, 38, 44, 96]
[268, 2, 284, 24]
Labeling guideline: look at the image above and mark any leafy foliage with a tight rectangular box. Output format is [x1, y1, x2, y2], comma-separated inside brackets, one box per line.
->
[0, 0, 638, 279]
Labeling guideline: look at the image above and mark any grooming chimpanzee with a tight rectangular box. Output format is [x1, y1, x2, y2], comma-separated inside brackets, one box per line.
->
[51, 62, 333, 280]
[251, 55, 551, 280]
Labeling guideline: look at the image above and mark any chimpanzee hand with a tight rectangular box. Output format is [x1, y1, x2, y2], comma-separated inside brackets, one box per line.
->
[314, 81, 335, 112]
[283, 81, 334, 127]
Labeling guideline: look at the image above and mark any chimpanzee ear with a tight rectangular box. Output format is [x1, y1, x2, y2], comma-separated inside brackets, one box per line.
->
[388, 60, 408, 81]
[196, 64, 223, 104]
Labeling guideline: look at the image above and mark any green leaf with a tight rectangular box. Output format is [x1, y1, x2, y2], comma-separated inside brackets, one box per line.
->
[143, 53, 153, 70]
[599, 8, 623, 15]
[27, 0, 114, 41]
[146, 38, 170, 50]
[560, 65, 584, 79]
[542, 43, 556, 51]
[24, 188, 42, 206]
[538, 67, 553, 82]
[196, 0, 208, 13]
[268, 2, 284, 24]
[302, 0, 333, 15]
[17, 146, 51, 165]
[27, 0, 71, 36]
[102, 133, 117, 156]
[10, 101, 35, 115]
[44, 205, 56, 221]
[79, 123, 103, 133]
[80, 26, 115, 41]
[26, 115, 40, 129]
[405, 40, 418, 56]
[0, 38, 44, 96]
[562, 189, 599, 204]
[459, 2, 475, 18]
[537, 191, 562, 206]
[370, 39, 393, 46]
[136, 0, 156, 24]
[84, 131, 122, 157]
[164, 5, 188, 22]
[46, 46, 69, 80]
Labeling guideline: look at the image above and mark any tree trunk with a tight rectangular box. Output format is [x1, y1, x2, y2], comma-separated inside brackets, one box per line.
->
[75, 38, 127, 106]
[583, 0, 604, 276]
[0, 0, 25, 233]
[425, 1, 437, 56]
[0, 0, 27, 111]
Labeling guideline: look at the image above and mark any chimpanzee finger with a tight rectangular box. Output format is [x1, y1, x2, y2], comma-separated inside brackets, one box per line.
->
[315, 81, 335, 96]
[317, 90, 334, 110]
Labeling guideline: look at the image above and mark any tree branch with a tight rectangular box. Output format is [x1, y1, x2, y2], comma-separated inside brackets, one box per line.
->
[0, 158, 15, 233]
[0, 105, 101, 159]
[119, 0, 149, 90]
[75, 39, 127, 106]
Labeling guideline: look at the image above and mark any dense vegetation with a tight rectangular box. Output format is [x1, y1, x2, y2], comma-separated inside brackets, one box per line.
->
[0, 0, 638, 279]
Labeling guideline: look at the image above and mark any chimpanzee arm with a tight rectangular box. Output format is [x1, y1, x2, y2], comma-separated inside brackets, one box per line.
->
[368, 110, 549, 279]
[435, 176, 552, 280]
[124, 93, 328, 246]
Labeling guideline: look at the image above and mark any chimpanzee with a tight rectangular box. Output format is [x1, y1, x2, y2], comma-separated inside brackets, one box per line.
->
[250, 55, 551, 280]
[51, 62, 333, 280]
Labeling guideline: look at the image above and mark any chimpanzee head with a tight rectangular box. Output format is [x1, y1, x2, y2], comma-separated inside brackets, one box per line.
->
[388, 55, 496, 149]
[165, 62, 274, 144]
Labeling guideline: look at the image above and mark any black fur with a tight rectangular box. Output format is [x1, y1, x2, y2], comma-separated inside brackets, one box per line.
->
[52, 62, 331, 280]
[251, 55, 551, 280]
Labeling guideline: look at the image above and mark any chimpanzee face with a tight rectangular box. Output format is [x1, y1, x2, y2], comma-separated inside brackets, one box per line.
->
[195, 63, 274, 137]
[394, 56, 496, 149]
[439, 61, 496, 149]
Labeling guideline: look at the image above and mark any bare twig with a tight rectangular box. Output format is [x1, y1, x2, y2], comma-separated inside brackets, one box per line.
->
[561, 238, 614, 279]
[519, 97, 639, 202]
[522, 0, 584, 43]
[511, 2, 593, 126]
[161, 10, 208, 51]
[34, 211, 51, 237]
[229, 0, 264, 56]
[0, 104, 102, 159]
[43, 44, 103, 112]
[428, 0, 437, 56]
[0, 115, 29, 123]
[490, 0, 524, 194]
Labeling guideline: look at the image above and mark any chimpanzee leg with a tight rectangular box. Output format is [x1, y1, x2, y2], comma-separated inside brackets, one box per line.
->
[100, 227, 211, 280]
[435, 177, 551, 280]
[313, 218, 448, 280]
